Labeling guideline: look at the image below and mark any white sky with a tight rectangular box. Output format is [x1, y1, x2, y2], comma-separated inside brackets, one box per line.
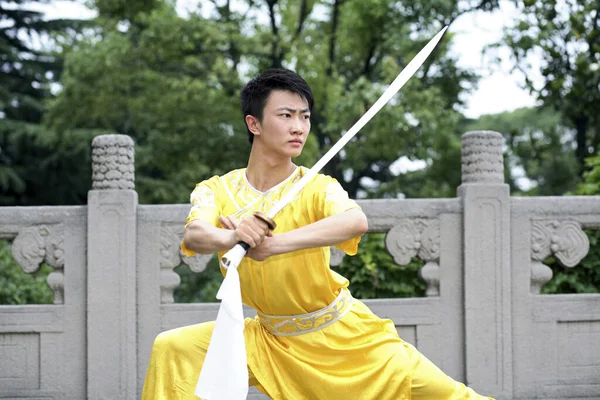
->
[13, 0, 540, 119]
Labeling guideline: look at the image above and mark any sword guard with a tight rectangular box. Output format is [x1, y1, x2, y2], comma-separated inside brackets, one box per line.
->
[253, 211, 277, 230]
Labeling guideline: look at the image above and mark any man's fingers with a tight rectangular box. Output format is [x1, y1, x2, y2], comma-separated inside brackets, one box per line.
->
[219, 216, 233, 230]
[238, 232, 256, 248]
[228, 216, 241, 228]
[219, 216, 241, 231]
[249, 217, 270, 237]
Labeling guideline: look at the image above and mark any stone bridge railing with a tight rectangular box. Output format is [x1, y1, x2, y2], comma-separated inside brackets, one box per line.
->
[0, 131, 599, 400]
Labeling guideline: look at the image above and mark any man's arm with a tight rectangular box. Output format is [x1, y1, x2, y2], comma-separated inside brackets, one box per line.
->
[219, 208, 368, 261]
[183, 216, 271, 254]
[267, 208, 367, 255]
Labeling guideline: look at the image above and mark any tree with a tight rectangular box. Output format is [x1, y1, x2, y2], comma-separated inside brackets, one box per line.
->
[498, 0, 600, 173]
[252, 0, 500, 199]
[0, 0, 92, 206]
[46, 1, 251, 203]
[46, 0, 501, 204]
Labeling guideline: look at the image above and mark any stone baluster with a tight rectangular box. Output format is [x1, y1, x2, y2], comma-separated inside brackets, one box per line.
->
[87, 134, 137, 399]
[458, 131, 512, 397]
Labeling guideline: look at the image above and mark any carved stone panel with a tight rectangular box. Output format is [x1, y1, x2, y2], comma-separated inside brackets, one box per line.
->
[531, 220, 589, 267]
[0, 333, 40, 390]
[11, 225, 65, 304]
[160, 225, 213, 303]
[530, 220, 590, 293]
[385, 218, 441, 296]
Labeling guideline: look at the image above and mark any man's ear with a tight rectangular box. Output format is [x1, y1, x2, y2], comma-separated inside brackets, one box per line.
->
[245, 115, 261, 137]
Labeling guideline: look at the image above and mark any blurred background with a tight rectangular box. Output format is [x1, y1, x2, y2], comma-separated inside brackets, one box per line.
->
[1, 0, 599, 303]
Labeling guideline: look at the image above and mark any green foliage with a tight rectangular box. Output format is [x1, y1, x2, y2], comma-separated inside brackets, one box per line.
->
[173, 255, 223, 303]
[541, 231, 600, 294]
[337, 234, 425, 299]
[542, 152, 600, 294]
[0, 1, 92, 206]
[0, 120, 98, 206]
[0, 240, 54, 305]
[48, 1, 250, 204]
[45, 0, 499, 203]
[577, 153, 600, 196]
[498, 0, 600, 171]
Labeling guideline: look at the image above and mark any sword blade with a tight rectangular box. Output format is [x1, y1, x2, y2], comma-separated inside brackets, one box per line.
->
[266, 25, 448, 219]
[220, 26, 448, 269]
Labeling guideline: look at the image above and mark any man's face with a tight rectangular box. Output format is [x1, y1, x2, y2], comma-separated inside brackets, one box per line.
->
[252, 90, 311, 158]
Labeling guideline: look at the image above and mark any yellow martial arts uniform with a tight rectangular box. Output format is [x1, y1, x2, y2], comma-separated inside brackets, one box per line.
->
[142, 166, 494, 400]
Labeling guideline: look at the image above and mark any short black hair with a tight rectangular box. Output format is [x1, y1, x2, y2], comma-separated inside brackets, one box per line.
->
[241, 68, 314, 144]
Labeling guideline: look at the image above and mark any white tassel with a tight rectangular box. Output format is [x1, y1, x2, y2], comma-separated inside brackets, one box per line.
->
[195, 265, 248, 400]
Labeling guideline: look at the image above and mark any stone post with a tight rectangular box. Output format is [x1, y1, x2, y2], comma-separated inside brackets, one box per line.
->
[458, 131, 512, 398]
[87, 134, 137, 399]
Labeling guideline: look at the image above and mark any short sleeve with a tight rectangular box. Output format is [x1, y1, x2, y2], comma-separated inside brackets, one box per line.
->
[186, 176, 221, 226]
[314, 175, 362, 255]
[181, 176, 221, 256]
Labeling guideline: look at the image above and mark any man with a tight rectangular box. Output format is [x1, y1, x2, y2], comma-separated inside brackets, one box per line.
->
[142, 68, 493, 400]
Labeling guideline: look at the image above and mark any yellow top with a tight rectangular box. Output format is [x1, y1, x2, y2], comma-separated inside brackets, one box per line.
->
[181, 166, 361, 316]
[163, 166, 493, 399]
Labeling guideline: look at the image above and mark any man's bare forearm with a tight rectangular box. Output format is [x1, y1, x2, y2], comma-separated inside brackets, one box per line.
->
[268, 208, 368, 256]
[183, 221, 235, 254]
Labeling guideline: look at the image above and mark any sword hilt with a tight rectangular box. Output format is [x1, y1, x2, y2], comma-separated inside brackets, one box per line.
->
[221, 212, 277, 269]
[253, 211, 277, 230]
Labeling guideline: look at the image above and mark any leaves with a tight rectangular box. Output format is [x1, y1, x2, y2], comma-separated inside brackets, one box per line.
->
[0, 240, 53, 305]
[337, 234, 426, 299]
[499, 0, 600, 171]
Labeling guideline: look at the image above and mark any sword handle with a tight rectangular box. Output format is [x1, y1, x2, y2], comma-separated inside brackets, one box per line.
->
[221, 242, 250, 270]
[220, 212, 277, 269]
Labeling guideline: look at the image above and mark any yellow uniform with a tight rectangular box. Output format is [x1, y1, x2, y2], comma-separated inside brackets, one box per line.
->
[142, 166, 493, 400]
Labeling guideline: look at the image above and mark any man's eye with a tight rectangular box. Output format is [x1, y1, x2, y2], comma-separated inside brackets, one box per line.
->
[304, 115, 311, 120]
[282, 113, 291, 118]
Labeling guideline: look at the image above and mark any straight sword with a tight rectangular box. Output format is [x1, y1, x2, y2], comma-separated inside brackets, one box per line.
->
[222, 25, 448, 269]
[195, 26, 448, 400]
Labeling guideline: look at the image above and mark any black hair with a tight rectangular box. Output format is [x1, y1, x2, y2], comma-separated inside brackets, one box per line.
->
[240, 68, 314, 144]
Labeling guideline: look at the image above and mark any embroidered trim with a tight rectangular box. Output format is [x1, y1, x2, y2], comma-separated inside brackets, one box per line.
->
[221, 175, 241, 210]
[257, 288, 353, 336]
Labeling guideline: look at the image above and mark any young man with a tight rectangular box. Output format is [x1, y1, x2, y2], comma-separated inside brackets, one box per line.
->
[142, 68, 493, 400]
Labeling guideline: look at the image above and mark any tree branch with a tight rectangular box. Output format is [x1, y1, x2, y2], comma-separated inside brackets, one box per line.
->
[326, 0, 343, 77]
[294, 0, 310, 40]
[265, 0, 282, 67]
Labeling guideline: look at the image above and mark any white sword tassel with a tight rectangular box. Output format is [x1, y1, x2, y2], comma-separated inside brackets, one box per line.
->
[195, 26, 448, 400]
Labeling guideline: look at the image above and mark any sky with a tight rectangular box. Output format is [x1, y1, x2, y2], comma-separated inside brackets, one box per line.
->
[19, 0, 540, 120]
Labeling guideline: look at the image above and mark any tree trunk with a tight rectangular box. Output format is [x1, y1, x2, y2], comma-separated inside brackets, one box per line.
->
[574, 115, 589, 175]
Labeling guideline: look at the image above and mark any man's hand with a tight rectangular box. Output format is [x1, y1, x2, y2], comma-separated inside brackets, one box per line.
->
[219, 215, 272, 249]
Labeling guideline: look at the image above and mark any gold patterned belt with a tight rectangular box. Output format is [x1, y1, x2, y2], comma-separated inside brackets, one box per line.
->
[257, 288, 353, 336]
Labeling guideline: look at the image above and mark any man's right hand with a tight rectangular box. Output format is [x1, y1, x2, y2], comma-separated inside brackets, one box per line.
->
[219, 215, 271, 248]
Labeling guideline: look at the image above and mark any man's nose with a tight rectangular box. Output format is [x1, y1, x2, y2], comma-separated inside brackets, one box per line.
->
[291, 117, 304, 134]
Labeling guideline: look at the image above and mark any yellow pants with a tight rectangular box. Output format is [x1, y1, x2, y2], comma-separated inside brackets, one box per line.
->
[142, 320, 493, 400]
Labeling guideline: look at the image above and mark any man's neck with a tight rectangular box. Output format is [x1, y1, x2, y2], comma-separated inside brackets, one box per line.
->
[246, 146, 296, 192]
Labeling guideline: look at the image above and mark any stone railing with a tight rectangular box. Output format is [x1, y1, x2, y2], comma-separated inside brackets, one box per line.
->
[0, 131, 599, 400]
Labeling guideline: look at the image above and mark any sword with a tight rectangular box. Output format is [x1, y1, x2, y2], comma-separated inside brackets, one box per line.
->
[195, 26, 448, 400]
[221, 25, 448, 269]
